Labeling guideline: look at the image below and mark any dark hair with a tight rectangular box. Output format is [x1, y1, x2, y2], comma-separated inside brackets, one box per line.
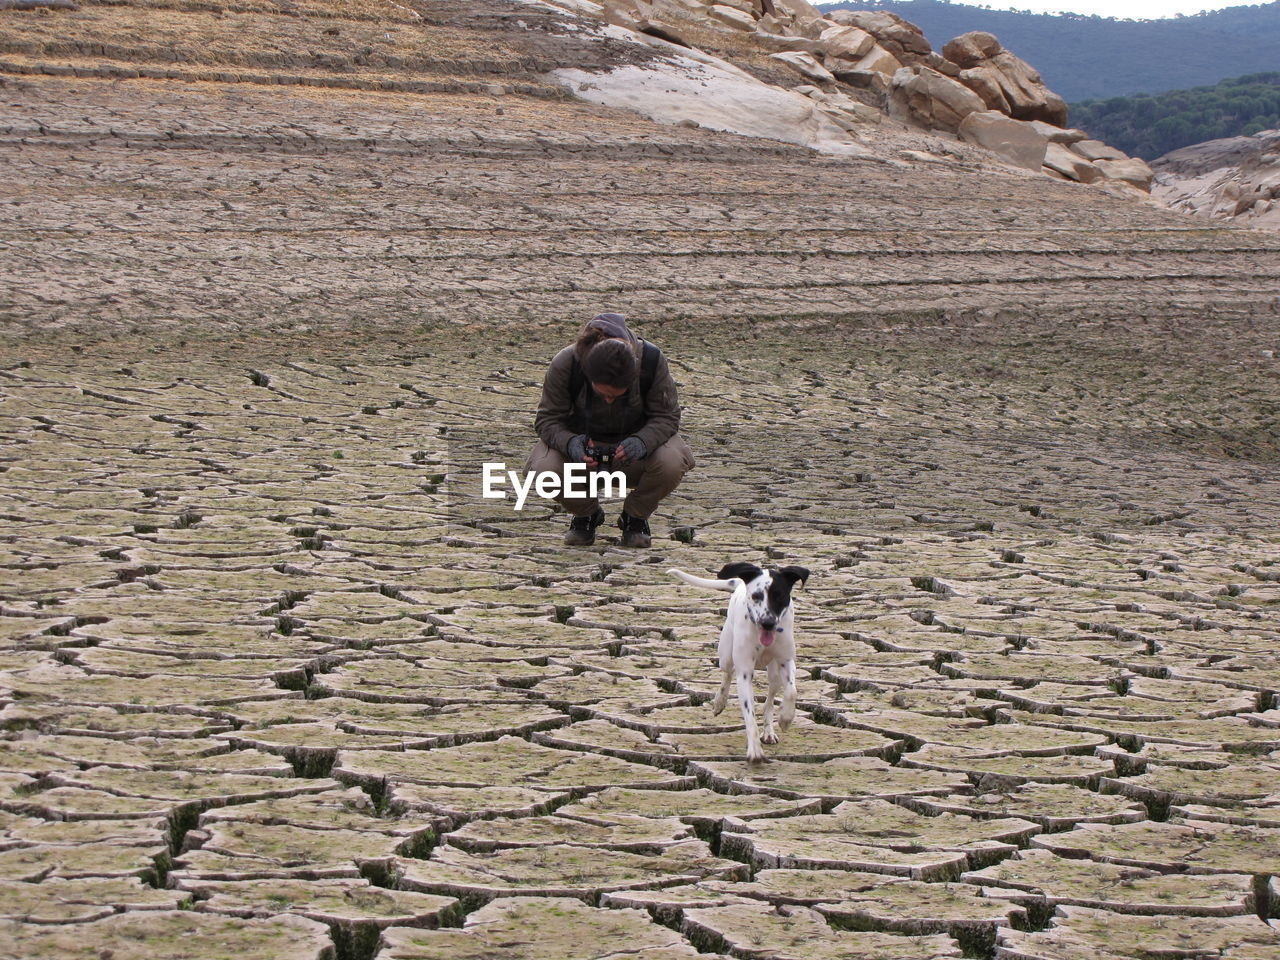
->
[580, 338, 637, 388]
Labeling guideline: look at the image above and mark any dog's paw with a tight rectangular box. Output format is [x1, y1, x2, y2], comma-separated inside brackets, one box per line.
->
[710, 696, 726, 716]
[761, 729, 779, 745]
[746, 748, 768, 764]
[779, 704, 796, 730]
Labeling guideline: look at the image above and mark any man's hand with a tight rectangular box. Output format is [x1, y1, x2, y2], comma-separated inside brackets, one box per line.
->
[614, 436, 647, 465]
[566, 435, 590, 465]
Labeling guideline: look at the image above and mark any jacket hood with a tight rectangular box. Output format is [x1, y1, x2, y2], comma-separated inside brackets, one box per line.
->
[585, 312, 636, 345]
[573, 312, 640, 364]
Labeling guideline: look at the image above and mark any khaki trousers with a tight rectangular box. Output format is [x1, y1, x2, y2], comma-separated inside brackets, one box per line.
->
[524, 435, 695, 519]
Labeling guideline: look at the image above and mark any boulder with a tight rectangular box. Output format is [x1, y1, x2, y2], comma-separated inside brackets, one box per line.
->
[829, 41, 901, 98]
[958, 110, 1048, 171]
[817, 24, 875, 61]
[1070, 139, 1128, 162]
[958, 66, 1012, 115]
[847, 43, 901, 79]
[1028, 120, 1088, 143]
[968, 58, 1066, 126]
[773, 0, 824, 21]
[830, 65, 892, 100]
[1094, 156, 1154, 191]
[942, 32, 1068, 127]
[1043, 142, 1103, 183]
[828, 9, 931, 60]
[793, 16, 839, 40]
[841, 100, 883, 125]
[709, 4, 756, 30]
[889, 65, 985, 132]
[637, 20, 698, 48]
[923, 52, 961, 78]
[941, 31, 1000, 69]
[963, 56, 1067, 126]
[769, 51, 836, 84]
[754, 30, 818, 53]
[755, 12, 786, 33]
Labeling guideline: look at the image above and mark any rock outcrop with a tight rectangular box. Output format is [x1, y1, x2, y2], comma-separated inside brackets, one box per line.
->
[888, 64, 985, 132]
[1043, 142, 1105, 184]
[0, 0, 1155, 199]
[566, 2, 1156, 197]
[828, 8, 932, 62]
[920, 28, 1155, 192]
[940, 31, 1067, 127]
[1152, 130, 1280, 230]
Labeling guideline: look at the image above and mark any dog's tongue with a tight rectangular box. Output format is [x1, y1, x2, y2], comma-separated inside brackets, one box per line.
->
[760, 629, 776, 647]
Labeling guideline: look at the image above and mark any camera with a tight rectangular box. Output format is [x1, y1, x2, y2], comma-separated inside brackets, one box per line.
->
[585, 441, 614, 469]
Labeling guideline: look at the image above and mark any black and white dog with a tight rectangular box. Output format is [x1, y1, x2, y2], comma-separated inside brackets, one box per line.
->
[668, 563, 810, 763]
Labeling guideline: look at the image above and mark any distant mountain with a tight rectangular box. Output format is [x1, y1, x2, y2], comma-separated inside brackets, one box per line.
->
[817, 0, 1280, 102]
[1071, 73, 1280, 159]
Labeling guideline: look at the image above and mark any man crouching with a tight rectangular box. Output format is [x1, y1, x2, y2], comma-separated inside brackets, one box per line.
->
[526, 313, 694, 548]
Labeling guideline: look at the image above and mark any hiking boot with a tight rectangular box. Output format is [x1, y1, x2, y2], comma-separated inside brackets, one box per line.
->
[564, 507, 604, 546]
[618, 511, 652, 548]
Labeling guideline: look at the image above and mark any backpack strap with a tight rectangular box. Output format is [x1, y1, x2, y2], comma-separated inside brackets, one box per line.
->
[639, 339, 660, 396]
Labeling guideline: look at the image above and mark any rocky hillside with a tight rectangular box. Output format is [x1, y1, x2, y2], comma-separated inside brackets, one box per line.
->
[1152, 130, 1280, 231]
[527, 0, 1159, 197]
[2, 0, 1163, 199]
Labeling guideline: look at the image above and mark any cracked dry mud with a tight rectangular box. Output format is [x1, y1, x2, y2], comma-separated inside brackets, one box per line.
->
[3, 2, 1280, 958]
[2, 330, 1278, 960]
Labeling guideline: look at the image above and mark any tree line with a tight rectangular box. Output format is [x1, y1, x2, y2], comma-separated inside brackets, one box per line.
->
[1070, 73, 1280, 160]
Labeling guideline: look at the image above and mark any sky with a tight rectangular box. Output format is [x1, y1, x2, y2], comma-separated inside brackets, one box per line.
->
[948, 0, 1250, 16]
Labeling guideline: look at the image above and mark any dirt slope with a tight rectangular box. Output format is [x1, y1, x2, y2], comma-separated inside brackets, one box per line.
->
[2, 0, 1279, 338]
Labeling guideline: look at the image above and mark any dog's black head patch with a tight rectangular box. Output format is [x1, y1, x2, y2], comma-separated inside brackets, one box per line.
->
[718, 562, 764, 585]
[719, 562, 810, 629]
[765, 566, 809, 620]
[775, 566, 810, 589]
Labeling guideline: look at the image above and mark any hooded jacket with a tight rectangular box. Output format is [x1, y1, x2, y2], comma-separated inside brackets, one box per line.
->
[534, 314, 682, 454]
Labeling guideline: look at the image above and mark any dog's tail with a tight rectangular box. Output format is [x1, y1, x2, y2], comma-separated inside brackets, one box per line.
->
[668, 568, 740, 592]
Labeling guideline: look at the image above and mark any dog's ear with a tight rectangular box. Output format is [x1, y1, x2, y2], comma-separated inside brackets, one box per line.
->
[777, 566, 811, 589]
[717, 562, 763, 584]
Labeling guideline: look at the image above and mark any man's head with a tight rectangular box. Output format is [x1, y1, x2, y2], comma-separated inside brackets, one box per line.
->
[581, 338, 637, 401]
